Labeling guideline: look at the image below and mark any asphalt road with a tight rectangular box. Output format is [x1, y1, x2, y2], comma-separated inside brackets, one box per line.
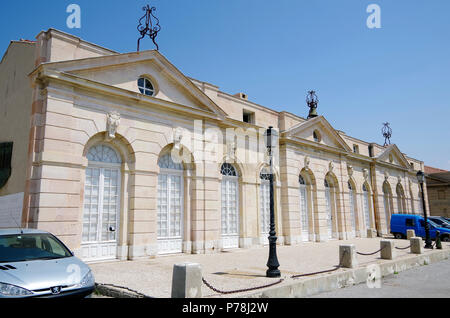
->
[310, 257, 450, 298]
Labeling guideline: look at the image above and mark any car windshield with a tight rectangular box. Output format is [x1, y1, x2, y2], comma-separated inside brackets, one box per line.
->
[431, 218, 450, 227]
[0, 233, 72, 263]
[428, 220, 440, 228]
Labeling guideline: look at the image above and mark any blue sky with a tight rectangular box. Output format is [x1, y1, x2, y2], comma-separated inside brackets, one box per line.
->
[1, 0, 449, 170]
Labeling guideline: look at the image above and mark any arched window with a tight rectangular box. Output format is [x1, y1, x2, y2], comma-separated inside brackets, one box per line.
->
[362, 184, 371, 229]
[299, 175, 310, 241]
[313, 130, 321, 143]
[348, 181, 357, 234]
[138, 77, 155, 96]
[157, 153, 184, 254]
[221, 163, 239, 248]
[221, 163, 237, 177]
[158, 153, 183, 170]
[82, 144, 122, 261]
[86, 144, 121, 164]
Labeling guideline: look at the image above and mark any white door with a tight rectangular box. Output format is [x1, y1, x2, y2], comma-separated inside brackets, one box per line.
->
[82, 168, 120, 262]
[299, 176, 309, 242]
[259, 177, 270, 245]
[157, 154, 184, 255]
[221, 163, 239, 249]
[82, 145, 121, 262]
[157, 174, 183, 254]
[348, 184, 356, 237]
[363, 185, 371, 230]
[325, 186, 333, 239]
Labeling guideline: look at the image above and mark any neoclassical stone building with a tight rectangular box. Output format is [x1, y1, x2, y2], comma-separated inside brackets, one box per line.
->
[0, 29, 429, 262]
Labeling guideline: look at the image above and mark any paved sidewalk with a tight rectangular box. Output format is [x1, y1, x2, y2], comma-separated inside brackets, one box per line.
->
[89, 237, 449, 298]
[309, 257, 450, 298]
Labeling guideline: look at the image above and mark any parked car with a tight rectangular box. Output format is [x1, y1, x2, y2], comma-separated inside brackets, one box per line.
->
[0, 228, 95, 298]
[390, 214, 450, 242]
[428, 216, 450, 229]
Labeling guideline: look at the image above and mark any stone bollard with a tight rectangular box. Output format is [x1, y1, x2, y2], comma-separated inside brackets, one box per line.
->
[171, 263, 203, 298]
[380, 240, 396, 260]
[410, 237, 423, 254]
[339, 244, 358, 268]
[407, 229, 416, 240]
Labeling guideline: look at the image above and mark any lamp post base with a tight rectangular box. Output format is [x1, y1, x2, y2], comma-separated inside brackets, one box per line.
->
[266, 235, 281, 278]
[266, 269, 281, 278]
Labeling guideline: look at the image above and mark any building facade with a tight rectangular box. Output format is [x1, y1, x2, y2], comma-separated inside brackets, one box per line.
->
[425, 167, 450, 218]
[0, 29, 429, 262]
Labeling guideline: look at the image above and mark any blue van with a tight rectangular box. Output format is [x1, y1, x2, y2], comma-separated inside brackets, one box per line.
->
[390, 214, 450, 241]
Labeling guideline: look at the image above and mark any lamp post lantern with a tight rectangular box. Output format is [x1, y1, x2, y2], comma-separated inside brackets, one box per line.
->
[264, 126, 281, 278]
[417, 170, 433, 249]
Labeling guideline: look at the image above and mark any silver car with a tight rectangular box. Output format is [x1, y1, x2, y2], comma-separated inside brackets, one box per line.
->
[0, 229, 95, 298]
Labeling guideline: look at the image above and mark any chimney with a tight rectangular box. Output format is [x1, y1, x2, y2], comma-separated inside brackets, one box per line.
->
[234, 92, 248, 100]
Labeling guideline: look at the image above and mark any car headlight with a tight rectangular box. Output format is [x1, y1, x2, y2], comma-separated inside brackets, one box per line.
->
[78, 270, 95, 288]
[0, 283, 33, 297]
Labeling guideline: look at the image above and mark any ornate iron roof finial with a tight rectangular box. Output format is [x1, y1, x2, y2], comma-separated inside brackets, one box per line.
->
[382, 122, 392, 146]
[307, 90, 319, 119]
[137, 5, 161, 52]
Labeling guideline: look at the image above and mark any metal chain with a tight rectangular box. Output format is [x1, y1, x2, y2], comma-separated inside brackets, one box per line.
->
[95, 283, 153, 298]
[291, 250, 347, 279]
[395, 244, 411, 250]
[202, 277, 284, 295]
[356, 245, 387, 256]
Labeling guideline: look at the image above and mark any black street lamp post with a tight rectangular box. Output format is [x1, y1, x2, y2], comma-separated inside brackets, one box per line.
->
[417, 170, 433, 249]
[264, 127, 281, 278]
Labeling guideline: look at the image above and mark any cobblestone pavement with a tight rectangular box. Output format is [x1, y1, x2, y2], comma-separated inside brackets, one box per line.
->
[89, 237, 449, 298]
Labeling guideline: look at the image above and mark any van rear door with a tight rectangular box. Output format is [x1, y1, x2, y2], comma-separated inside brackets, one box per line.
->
[405, 217, 416, 235]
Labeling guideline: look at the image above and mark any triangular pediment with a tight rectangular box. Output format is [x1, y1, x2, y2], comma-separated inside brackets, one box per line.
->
[35, 50, 227, 118]
[284, 116, 352, 152]
[376, 144, 411, 169]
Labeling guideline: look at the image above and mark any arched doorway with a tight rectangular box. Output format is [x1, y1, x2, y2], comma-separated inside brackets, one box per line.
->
[383, 181, 392, 232]
[396, 183, 406, 214]
[348, 181, 357, 237]
[259, 167, 271, 245]
[299, 175, 310, 241]
[221, 163, 240, 249]
[82, 144, 122, 261]
[324, 179, 334, 239]
[362, 183, 371, 230]
[157, 153, 184, 255]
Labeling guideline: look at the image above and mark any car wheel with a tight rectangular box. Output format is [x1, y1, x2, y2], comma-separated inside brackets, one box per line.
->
[441, 235, 450, 242]
[394, 233, 403, 239]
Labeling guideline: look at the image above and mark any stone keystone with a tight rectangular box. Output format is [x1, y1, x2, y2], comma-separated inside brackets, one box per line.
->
[171, 263, 202, 298]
